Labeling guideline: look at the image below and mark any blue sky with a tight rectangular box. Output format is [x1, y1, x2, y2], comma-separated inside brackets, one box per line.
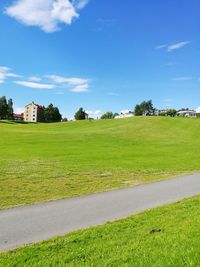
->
[0, 0, 200, 118]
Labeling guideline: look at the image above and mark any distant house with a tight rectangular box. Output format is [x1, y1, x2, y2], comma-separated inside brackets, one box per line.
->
[154, 109, 167, 116]
[24, 102, 45, 123]
[14, 113, 24, 121]
[177, 109, 196, 117]
[115, 111, 134, 119]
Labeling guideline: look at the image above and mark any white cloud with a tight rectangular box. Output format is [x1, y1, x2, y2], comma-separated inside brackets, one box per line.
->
[155, 44, 168, 50]
[14, 81, 55, 89]
[29, 76, 42, 82]
[155, 41, 191, 52]
[73, 0, 90, 9]
[196, 107, 200, 113]
[14, 106, 24, 114]
[46, 75, 89, 85]
[94, 110, 101, 115]
[167, 41, 191, 52]
[0, 66, 19, 83]
[172, 77, 193, 81]
[71, 83, 89, 92]
[120, 110, 131, 114]
[85, 109, 101, 118]
[46, 74, 90, 92]
[5, 0, 90, 33]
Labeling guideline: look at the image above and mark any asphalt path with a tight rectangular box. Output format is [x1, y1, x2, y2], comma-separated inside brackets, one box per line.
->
[0, 173, 200, 252]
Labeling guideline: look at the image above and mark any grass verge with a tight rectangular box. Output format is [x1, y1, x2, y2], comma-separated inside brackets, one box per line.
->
[0, 195, 199, 266]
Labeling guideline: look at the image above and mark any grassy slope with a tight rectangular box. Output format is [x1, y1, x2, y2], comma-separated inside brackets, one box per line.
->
[0, 195, 200, 266]
[1, 117, 200, 209]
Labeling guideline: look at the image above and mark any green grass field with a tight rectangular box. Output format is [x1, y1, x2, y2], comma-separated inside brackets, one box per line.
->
[0, 195, 199, 266]
[1, 117, 200, 209]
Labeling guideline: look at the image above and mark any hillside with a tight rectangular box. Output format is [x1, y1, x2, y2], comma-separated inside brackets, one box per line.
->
[0, 117, 200, 209]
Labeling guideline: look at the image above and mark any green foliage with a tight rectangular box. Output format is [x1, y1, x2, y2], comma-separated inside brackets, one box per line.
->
[101, 112, 114, 119]
[44, 104, 62, 123]
[113, 112, 119, 118]
[134, 104, 143, 116]
[1, 196, 200, 266]
[7, 99, 14, 120]
[160, 109, 177, 117]
[62, 118, 68, 122]
[134, 100, 154, 116]
[0, 117, 199, 209]
[74, 107, 87, 120]
[0, 96, 14, 120]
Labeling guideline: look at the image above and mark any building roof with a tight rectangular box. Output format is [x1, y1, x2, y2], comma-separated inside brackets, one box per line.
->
[25, 102, 44, 110]
[14, 113, 24, 119]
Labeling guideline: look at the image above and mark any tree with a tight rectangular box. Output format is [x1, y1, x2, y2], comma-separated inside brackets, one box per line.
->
[134, 100, 154, 116]
[159, 109, 177, 117]
[113, 113, 119, 118]
[134, 104, 143, 116]
[44, 104, 62, 122]
[166, 109, 177, 117]
[74, 108, 87, 120]
[0, 96, 8, 119]
[7, 98, 14, 120]
[101, 112, 114, 119]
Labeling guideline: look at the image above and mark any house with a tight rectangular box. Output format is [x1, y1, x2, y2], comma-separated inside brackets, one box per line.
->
[14, 113, 24, 121]
[115, 111, 134, 119]
[177, 109, 196, 118]
[24, 102, 45, 123]
[154, 109, 167, 116]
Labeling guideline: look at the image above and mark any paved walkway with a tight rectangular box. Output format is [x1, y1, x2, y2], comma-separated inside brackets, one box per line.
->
[0, 173, 200, 252]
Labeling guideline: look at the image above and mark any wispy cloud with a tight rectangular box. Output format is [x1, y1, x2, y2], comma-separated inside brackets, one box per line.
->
[155, 44, 168, 50]
[28, 76, 42, 82]
[167, 41, 191, 52]
[172, 77, 193, 81]
[14, 81, 55, 89]
[0, 66, 19, 83]
[107, 92, 119, 96]
[73, 0, 90, 10]
[71, 83, 89, 92]
[156, 41, 191, 52]
[5, 0, 90, 33]
[46, 74, 90, 93]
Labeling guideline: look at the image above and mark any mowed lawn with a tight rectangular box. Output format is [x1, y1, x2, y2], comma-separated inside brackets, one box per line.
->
[1, 116, 200, 209]
[0, 195, 199, 266]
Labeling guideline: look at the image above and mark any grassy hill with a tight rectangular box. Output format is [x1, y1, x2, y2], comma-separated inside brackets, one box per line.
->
[1, 195, 199, 266]
[1, 116, 200, 209]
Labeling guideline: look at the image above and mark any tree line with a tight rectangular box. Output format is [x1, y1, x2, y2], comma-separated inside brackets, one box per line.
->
[0, 96, 62, 122]
[0, 96, 184, 122]
[66, 101, 179, 121]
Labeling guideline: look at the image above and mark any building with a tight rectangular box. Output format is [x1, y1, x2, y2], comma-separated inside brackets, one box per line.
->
[115, 111, 134, 119]
[24, 102, 45, 122]
[177, 109, 196, 118]
[14, 113, 24, 121]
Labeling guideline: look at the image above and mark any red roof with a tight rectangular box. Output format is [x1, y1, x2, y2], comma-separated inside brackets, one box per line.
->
[14, 114, 24, 119]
